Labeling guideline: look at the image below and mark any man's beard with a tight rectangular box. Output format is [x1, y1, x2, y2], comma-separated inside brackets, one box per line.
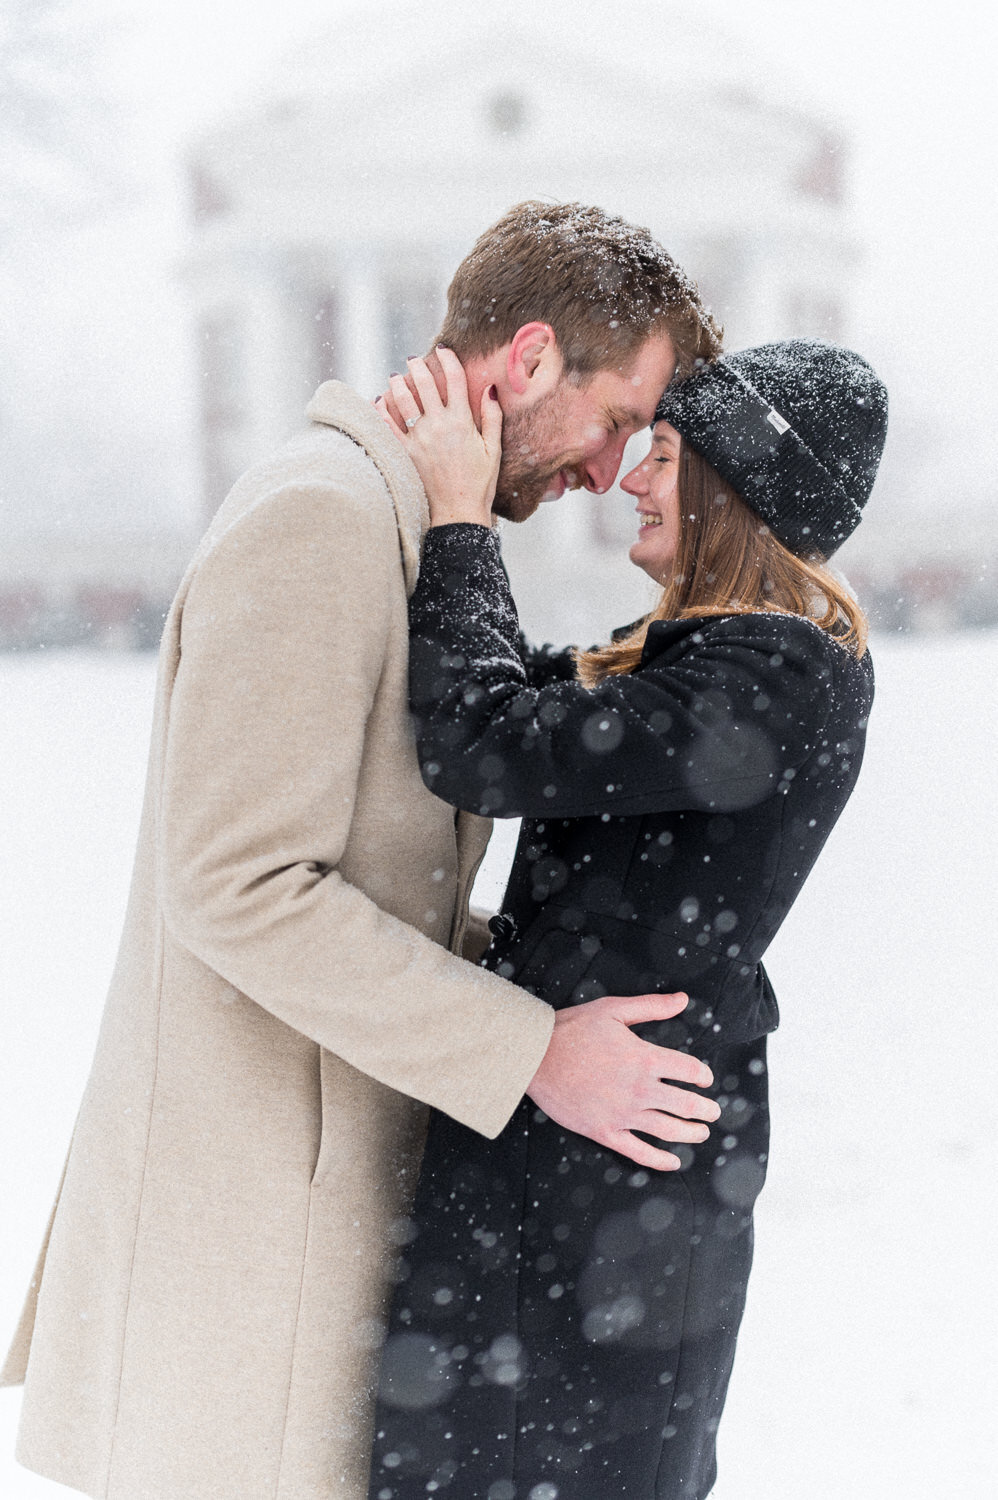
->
[492, 389, 580, 523]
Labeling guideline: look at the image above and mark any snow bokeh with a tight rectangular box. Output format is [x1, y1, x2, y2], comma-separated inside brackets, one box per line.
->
[1, 632, 996, 1497]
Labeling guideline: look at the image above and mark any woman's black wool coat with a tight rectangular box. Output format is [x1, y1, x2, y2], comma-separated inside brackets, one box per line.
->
[369, 525, 874, 1500]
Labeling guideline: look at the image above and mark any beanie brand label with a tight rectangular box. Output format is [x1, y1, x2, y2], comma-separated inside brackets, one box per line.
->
[766, 407, 791, 435]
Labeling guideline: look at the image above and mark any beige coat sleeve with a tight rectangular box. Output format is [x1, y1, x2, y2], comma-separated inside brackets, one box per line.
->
[159, 482, 553, 1139]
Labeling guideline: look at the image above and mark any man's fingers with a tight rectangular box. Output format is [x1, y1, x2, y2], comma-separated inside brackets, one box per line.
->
[632, 1108, 710, 1144]
[609, 991, 689, 1026]
[603, 1131, 682, 1172]
[648, 1081, 721, 1122]
[528, 993, 721, 1168]
[649, 1048, 715, 1091]
[603, 993, 716, 1091]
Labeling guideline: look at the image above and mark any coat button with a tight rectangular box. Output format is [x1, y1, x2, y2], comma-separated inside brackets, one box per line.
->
[488, 912, 518, 943]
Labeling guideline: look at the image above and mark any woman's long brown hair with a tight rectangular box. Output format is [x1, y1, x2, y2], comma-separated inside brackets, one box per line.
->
[576, 438, 868, 686]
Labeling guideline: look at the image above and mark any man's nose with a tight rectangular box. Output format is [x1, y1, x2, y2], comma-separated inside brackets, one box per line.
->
[582, 434, 630, 495]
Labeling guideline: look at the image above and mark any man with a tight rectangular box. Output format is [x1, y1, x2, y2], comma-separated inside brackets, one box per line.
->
[2, 201, 721, 1500]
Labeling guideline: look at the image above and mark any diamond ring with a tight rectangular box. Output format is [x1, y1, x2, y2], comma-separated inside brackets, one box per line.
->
[405, 415, 420, 429]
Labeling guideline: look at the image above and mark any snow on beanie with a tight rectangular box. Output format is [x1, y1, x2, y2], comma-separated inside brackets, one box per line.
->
[654, 340, 889, 557]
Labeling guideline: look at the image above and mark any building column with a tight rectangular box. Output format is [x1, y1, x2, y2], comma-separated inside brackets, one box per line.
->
[340, 248, 386, 400]
[241, 254, 315, 451]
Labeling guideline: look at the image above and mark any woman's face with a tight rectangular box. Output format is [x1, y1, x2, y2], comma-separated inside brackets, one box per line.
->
[620, 420, 682, 582]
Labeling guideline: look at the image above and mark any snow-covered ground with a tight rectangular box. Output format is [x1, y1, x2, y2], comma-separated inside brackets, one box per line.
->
[1, 632, 996, 1498]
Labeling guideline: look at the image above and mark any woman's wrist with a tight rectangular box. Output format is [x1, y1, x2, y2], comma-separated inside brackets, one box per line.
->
[426, 497, 494, 529]
[428, 516, 492, 530]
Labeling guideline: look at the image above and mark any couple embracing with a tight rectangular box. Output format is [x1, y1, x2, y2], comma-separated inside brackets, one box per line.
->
[3, 201, 887, 1500]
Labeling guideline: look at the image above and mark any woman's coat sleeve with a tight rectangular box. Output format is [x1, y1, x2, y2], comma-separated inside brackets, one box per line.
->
[408, 524, 839, 821]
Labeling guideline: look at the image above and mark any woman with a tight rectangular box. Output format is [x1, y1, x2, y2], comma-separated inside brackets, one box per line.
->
[368, 340, 887, 1500]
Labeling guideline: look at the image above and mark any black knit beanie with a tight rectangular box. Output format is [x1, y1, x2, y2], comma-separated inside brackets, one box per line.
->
[654, 340, 888, 557]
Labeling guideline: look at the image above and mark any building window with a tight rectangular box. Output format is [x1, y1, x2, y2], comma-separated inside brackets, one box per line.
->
[488, 90, 527, 137]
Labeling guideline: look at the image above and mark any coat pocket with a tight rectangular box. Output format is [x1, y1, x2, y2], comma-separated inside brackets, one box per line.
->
[307, 1044, 333, 1189]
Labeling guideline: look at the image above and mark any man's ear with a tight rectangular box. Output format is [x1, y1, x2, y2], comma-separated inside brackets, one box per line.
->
[506, 322, 563, 397]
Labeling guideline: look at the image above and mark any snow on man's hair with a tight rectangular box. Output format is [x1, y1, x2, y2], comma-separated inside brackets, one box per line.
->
[437, 200, 722, 379]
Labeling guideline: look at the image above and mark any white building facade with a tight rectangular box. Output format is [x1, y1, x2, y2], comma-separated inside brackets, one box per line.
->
[185, 17, 864, 641]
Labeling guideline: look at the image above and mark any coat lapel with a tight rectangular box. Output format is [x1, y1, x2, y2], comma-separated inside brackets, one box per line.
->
[305, 381, 491, 919]
[305, 380, 429, 596]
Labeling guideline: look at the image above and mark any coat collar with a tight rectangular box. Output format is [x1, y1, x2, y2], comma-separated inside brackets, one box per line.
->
[639, 615, 715, 666]
[305, 380, 429, 596]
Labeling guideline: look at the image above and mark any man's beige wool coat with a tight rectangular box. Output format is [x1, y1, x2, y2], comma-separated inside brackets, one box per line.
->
[1, 383, 555, 1500]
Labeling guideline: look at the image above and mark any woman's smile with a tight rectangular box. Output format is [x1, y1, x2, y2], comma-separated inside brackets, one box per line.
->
[621, 419, 683, 580]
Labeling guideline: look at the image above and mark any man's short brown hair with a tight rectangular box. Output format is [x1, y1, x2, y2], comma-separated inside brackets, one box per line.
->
[437, 200, 722, 380]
